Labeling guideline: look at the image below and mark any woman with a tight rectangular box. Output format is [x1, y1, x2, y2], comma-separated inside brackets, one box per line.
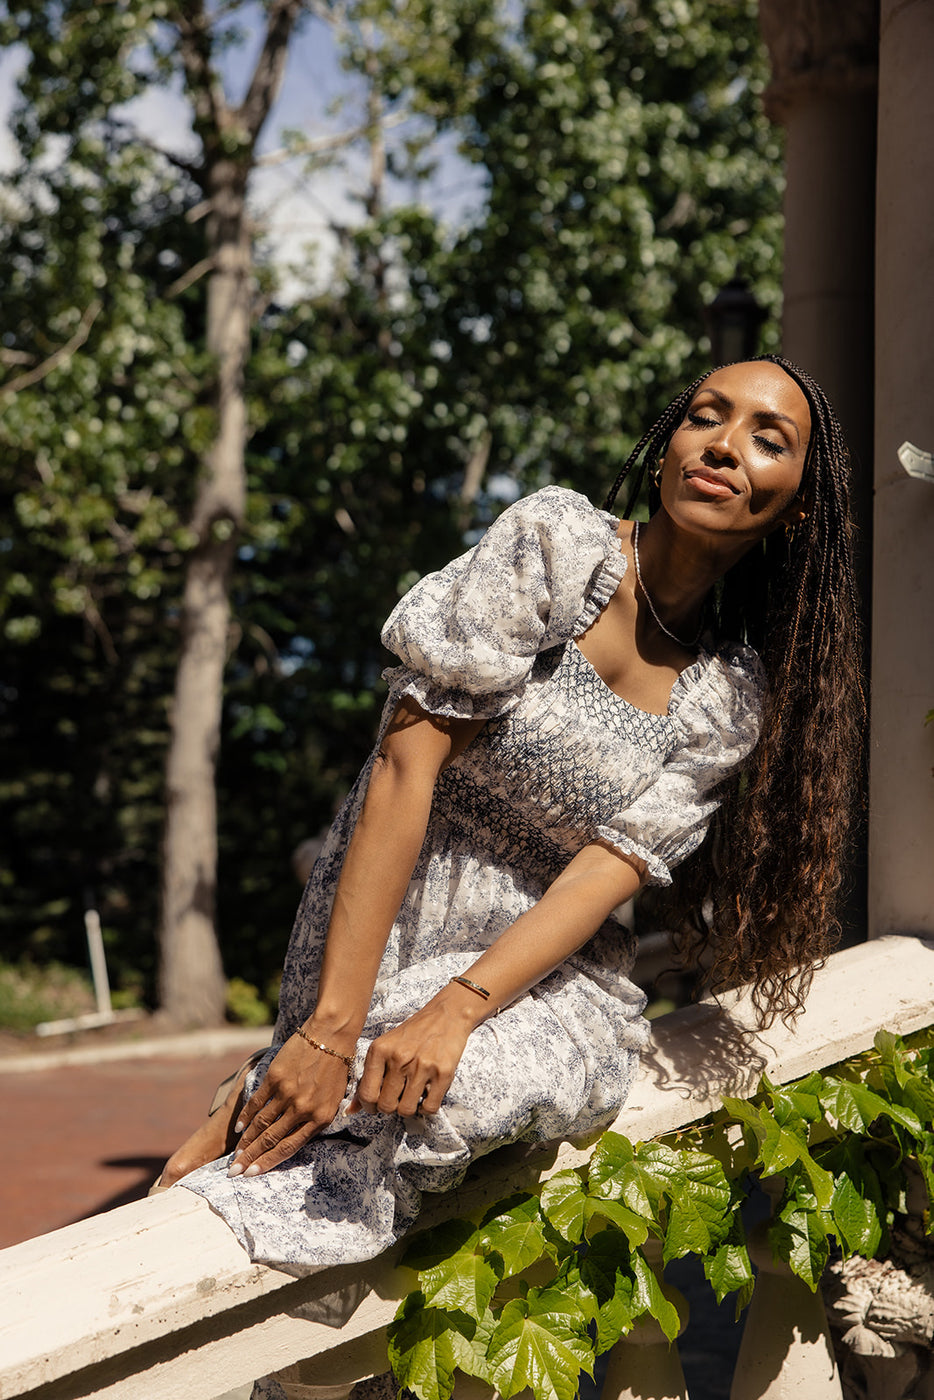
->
[164, 356, 862, 1277]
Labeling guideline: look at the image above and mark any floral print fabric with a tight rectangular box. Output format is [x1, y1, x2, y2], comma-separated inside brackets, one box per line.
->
[180, 486, 765, 1272]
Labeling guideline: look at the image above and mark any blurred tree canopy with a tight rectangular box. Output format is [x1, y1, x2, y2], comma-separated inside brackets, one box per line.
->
[0, 0, 783, 1017]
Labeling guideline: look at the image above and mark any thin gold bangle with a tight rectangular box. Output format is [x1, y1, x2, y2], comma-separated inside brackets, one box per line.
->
[296, 1027, 355, 1070]
[450, 975, 491, 1001]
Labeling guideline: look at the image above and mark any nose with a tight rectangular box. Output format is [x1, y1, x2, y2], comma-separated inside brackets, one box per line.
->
[705, 425, 740, 465]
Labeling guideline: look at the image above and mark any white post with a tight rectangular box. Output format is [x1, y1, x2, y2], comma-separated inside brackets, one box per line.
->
[35, 906, 142, 1037]
[730, 1181, 841, 1400]
[85, 907, 112, 1017]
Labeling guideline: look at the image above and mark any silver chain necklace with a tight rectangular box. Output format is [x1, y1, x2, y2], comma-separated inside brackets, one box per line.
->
[631, 521, 703, 649]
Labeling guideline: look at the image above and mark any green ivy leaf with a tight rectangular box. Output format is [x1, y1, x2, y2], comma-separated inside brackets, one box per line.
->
[659, 1148, 734, 1262]
[723, 1097, 833, 1208]
[723, 1098, 803, 1173]
[578, 1229, 636, 1354]
[820, 1077, 922, 1138]
[703, 1234, 754, 1316]
[770, 1078, 823, 1127]
[872, 1048, 934, 1126]
[401, 1218, 478, 1273]
[449, 1307, 498, 1383]
[555, 1266, 599, 1328]
[629, 1248, 681, 1341]
[486, 1287, 594, 1400]
[587, 1133, 658, 1219]
[586, 1195, 650, 1246]
[419, 1244, 501, 1318]
[769, 1200, 830, 1291]
[388, 1294, 457, 1400]
[479, 1194, 548, 1277]
[831, 1169, 883, 1258]
[540, 1170, 587, 1244]
[820, 1138, 886, 1258]
[874, 1029, 909, 1085]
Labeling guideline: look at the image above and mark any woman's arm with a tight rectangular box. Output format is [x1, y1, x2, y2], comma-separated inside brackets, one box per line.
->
[229, 697, 482, 1177]
[350, 840, 645, 1118]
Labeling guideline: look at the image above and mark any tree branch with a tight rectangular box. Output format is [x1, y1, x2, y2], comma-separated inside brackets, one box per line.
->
[0, 300, 102, 397]
[133, 130, 202, 180]
[174, 0, 229, 144]
[166, 255, 216, 299]
[237, 0, 305, 143]
[257, 109, 410, 166]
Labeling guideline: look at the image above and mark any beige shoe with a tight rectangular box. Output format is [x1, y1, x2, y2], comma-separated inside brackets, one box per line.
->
[149, 1048, 268, 1194]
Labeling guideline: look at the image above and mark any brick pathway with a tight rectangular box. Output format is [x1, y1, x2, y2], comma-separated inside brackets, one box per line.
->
[0, 1044, 256, 1248]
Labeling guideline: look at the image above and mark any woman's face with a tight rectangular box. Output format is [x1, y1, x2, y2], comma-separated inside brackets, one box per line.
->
[659, 361, 811, 546]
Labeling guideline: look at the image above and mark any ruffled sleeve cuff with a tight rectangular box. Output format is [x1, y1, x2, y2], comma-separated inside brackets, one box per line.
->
[381, 665, 526, 723]
[594, 826, 674, 887]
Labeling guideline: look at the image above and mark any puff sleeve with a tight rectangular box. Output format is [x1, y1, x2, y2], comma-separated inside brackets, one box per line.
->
[381, 486, 625, 721]
[595, 644, 766, 887]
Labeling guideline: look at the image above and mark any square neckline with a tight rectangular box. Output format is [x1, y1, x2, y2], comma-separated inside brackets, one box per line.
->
[569, 639, 691, 720]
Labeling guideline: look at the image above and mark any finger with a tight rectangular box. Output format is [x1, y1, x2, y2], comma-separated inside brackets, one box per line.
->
[376, 1063, 410, 1113]
[231, 1122, 319, 1178]
[236, 1096, 287, 1154]
[418, 1071, 451, 1116]
[228, 1109, 299, 1174]
[235, 1085, 273, 1136]
[396, 1072, 430, 1118]
[355, 1044, 390, 1114]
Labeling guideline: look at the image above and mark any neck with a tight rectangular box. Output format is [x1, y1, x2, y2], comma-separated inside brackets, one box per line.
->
[632, 514, 747, 639]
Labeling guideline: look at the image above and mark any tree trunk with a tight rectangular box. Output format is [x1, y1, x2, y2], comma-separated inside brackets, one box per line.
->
[155, 0, 321, 1025]
[158, 158, 250, 1025]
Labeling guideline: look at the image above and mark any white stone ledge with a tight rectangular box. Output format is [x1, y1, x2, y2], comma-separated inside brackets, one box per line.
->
[1, 934, 932, 1400]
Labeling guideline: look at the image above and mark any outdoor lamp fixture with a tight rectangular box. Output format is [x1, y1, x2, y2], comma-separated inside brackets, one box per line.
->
[704, 274, 767, 364]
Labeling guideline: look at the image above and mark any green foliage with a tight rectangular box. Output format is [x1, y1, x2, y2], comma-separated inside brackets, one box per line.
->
[0, 958, 95, 1031]
[390, 1029, 934, 1400]
[224, 976, 273, 1027]
[0, 0, 784, 1000]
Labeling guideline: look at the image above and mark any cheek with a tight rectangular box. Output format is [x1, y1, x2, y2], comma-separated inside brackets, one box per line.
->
[747, 473, 803, 526]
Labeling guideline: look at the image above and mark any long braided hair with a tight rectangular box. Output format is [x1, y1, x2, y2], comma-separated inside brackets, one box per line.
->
[603, 355, 865, 1026]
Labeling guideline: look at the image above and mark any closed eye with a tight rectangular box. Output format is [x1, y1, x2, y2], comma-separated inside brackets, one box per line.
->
[686, 411, 719, 429]
[754, 436, 785, 458]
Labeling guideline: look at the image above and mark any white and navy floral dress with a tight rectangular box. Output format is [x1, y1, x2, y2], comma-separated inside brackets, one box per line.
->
[181, 486, 765, 1269]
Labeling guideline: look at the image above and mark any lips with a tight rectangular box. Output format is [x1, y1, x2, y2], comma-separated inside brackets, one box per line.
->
[684, 468, 740, 497]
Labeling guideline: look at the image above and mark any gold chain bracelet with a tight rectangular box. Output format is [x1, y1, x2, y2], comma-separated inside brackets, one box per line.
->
[296, 1027, 355, 1070]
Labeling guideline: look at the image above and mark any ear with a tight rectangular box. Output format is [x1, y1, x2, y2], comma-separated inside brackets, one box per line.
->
[778, 494, 808, 529]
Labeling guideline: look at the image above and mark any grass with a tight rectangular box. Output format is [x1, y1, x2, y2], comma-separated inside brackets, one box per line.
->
[0, 959, 97, 1032]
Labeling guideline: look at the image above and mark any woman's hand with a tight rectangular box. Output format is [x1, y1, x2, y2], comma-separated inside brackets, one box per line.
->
[350, 993, 478, 1118]
[227, 1035, 352, 1178]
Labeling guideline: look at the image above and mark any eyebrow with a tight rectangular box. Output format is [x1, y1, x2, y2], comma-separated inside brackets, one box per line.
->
[694, 387, 801, 446]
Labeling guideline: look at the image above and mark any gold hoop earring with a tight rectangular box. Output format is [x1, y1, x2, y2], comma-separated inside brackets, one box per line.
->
[652, 459, 663, 488]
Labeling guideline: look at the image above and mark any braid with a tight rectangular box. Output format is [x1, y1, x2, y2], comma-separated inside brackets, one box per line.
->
[617, 356, 866, 1026]
[603, 372, 710, 515]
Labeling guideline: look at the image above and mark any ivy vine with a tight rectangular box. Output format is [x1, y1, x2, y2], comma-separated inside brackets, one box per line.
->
[388, 1027, 934, 1400]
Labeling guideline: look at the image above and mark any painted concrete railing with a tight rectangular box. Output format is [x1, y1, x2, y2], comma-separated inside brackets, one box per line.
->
[2, 933, 933, 1400]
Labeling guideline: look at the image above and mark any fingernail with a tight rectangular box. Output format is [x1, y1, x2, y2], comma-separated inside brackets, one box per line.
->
[227, 1162, 244, 1178]
[234, 1120, 244, 1134]
[244, 1164, 261, 1177]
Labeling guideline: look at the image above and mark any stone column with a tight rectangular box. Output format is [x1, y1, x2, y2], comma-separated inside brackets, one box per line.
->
[758, 0, 878, 555]
[758, 0, 879, 941]
[870, 0, 934, 940]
